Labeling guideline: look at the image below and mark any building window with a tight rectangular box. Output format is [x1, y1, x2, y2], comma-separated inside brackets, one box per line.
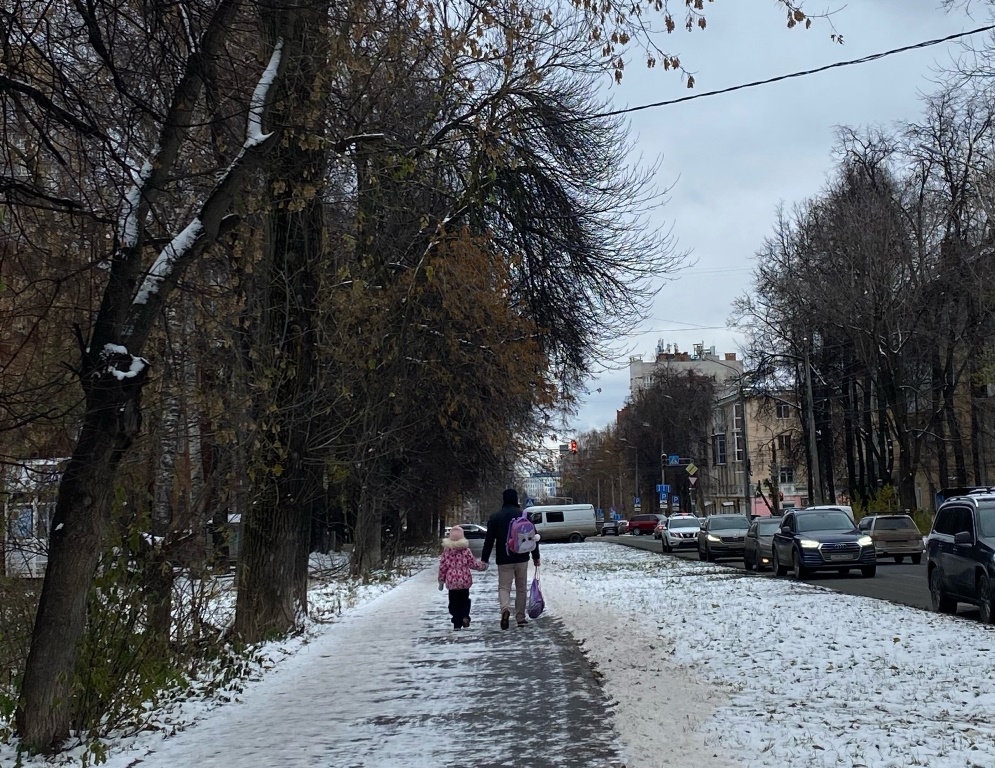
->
[776, 402, 791, 419]
[733, 403, 743, 431]
[777, 434, 792, 452]
[712, 433, 727, 465]
[734, 432, 744, 462]
[779, 466, 795, 484]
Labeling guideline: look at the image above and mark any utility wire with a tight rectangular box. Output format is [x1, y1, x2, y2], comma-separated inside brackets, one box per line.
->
[556, 23, 995, 125]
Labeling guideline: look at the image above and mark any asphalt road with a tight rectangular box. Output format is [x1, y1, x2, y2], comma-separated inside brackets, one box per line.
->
[607, 533, 949, 613]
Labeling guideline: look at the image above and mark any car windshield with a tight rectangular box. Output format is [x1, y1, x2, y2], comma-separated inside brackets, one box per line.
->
[757, 520, 782, 534]
[708, 517, 749, 531]
[670, 518, 700, 529]
[979, 508, 995, 538]
[796, 511, 853, 533]
[875, 516, 918, 531]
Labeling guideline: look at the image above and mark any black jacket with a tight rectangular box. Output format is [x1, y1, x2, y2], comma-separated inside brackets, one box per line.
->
[482, 504, 541, 565]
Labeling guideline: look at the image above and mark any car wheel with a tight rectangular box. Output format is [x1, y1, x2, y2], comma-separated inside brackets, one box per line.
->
[743, 553, 752, 571]
[911, 554, 922, 565]
[792, 549, 809, 580]
[980, 573, 995, 625]
[569, 533, 583, 543]
[930, 568, 956, 613]
[860, 565, 876, 578]
[698, 545, 706, 561]
[772, 549, 787, 577]
[634, 528, 641, 536]
[664, 539, 672, 553]
[705, 544, 714, 562]
[894, 555, 905, 564]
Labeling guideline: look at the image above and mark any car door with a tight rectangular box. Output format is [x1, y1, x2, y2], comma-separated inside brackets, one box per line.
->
[772, 513, 794, 562]
[745, 522, 758, 561]
[945, 505, 977, 599]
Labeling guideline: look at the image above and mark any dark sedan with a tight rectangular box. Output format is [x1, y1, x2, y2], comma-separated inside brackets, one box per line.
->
[771, 509, 876, 579]
[743, 517, 782, 572]
[601, 519, 621, 536]
[927, 494, 995, 622]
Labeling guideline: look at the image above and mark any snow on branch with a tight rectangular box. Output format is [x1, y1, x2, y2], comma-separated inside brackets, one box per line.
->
[97, 343, 149, 381]
[245, 39, 284, 148]
[118, 154, 156, 249]
[133, 218, 203, 305]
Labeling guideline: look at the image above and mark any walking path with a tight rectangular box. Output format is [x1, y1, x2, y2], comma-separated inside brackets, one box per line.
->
[105, 567, 624, 768]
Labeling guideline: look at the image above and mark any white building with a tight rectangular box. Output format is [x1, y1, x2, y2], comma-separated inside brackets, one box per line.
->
[630, 340, 743, 394]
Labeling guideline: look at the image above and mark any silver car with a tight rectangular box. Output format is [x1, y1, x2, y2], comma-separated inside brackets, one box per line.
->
[857, 514, 924, 564]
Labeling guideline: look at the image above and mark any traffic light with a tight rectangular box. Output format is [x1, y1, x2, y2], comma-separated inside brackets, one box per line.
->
[569, 439, 578, 454]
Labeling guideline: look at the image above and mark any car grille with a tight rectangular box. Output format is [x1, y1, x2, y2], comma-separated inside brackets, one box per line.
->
[819, 542, 861, 561]
[720, 535, 744, 543]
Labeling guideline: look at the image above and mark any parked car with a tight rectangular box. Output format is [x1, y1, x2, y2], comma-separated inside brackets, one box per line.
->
[601, 519, 621, 536]
[660, 515, 701, 552]
[926, 493, 995, 622]
[618, 519, 629, 535]
[857, 514, 924, 564]
[697, 515, 750, 561]
[743, 517, 783, 571]
[627, 514, 663, 536]
[771, 509, 876, 579]
[653, 521, 665, 539]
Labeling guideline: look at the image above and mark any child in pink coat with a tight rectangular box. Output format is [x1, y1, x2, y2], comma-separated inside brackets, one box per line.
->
[438, 526, 488, 630]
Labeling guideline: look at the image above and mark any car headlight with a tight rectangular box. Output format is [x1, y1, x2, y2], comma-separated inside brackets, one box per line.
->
[858, 535, 873, 547]
[707, 534, 720, 542]
[799, 539, 820, 549]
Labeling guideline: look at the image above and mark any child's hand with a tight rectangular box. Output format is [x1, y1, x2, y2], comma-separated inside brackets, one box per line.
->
[438, 581, 444, 591]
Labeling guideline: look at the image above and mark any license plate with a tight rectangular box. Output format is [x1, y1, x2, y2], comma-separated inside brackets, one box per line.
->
[828, 553, 855, 561]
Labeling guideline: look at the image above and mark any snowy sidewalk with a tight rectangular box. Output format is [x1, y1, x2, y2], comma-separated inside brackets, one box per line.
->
[105, 567, 624, 768]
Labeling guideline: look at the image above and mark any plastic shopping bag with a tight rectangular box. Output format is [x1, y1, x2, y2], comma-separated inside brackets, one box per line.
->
[527, 566, 545, 619]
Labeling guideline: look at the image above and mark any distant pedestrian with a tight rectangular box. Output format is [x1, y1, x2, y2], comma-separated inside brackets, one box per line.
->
[482, 489, 541, 629]
[438, 526, 488, 630]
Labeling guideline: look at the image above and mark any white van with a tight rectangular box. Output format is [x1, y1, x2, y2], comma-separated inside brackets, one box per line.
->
[525, 504, 597, 543]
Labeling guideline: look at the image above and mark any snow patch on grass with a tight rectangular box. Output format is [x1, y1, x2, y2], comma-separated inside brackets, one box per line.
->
[541, 541, 995, 768]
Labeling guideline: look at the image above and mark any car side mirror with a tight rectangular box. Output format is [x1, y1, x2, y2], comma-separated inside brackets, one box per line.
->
[954, 531, 973, 545]
[780, 525, 791, 535]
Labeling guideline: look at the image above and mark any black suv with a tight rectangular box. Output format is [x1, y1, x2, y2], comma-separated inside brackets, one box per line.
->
[927, 494, 995, 622]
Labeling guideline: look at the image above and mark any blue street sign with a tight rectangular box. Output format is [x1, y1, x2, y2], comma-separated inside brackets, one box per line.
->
[672, 495, 680, 505]
[668, 455, 680, 466]
[596, 508, 604, 521]
[657, 484, 671, 494]
[524, 497, 537, 508]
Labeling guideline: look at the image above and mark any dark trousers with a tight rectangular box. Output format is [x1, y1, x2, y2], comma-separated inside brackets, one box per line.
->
[448, 589, 471, 628]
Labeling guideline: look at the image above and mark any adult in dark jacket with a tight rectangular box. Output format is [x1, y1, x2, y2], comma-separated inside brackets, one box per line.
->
[482, 488, 540, 629]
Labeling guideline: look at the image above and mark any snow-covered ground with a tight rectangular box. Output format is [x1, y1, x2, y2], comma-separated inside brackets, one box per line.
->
[7, 542, 995, 768]
[0, 552, 433, 767]
[540, 541, 995, 768]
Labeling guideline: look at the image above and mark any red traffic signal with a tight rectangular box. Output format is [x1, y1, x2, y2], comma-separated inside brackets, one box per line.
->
[569, 439, 578, 454]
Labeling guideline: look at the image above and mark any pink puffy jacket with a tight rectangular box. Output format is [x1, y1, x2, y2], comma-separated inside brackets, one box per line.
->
[438, 538, 487, 590]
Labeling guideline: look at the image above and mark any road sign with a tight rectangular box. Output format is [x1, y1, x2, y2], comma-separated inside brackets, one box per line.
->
[686, 463, 698, 476]
[668, 455, 680, 466]
[634, 496, 641, 512]
[657, 483, 671, 494]
[688, 476, 698, 488]
[671, 495, 680, 505]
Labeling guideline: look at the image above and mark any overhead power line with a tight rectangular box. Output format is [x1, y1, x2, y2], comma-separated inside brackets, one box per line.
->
[559, 23, 995, 125]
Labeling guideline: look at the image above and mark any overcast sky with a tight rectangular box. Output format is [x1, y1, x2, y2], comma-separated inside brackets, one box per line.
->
[558, 0, 984, 442]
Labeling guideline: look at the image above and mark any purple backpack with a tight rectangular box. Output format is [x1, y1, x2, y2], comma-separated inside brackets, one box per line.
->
[506, 509, 538, 555]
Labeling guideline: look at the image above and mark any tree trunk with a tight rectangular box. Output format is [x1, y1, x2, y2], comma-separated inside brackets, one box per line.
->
[16, 355, 148, 751]
[234, 474, 311, 640]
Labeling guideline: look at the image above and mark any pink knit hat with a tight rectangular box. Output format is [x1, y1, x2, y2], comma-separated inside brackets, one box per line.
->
[448, 526, 465, 541]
